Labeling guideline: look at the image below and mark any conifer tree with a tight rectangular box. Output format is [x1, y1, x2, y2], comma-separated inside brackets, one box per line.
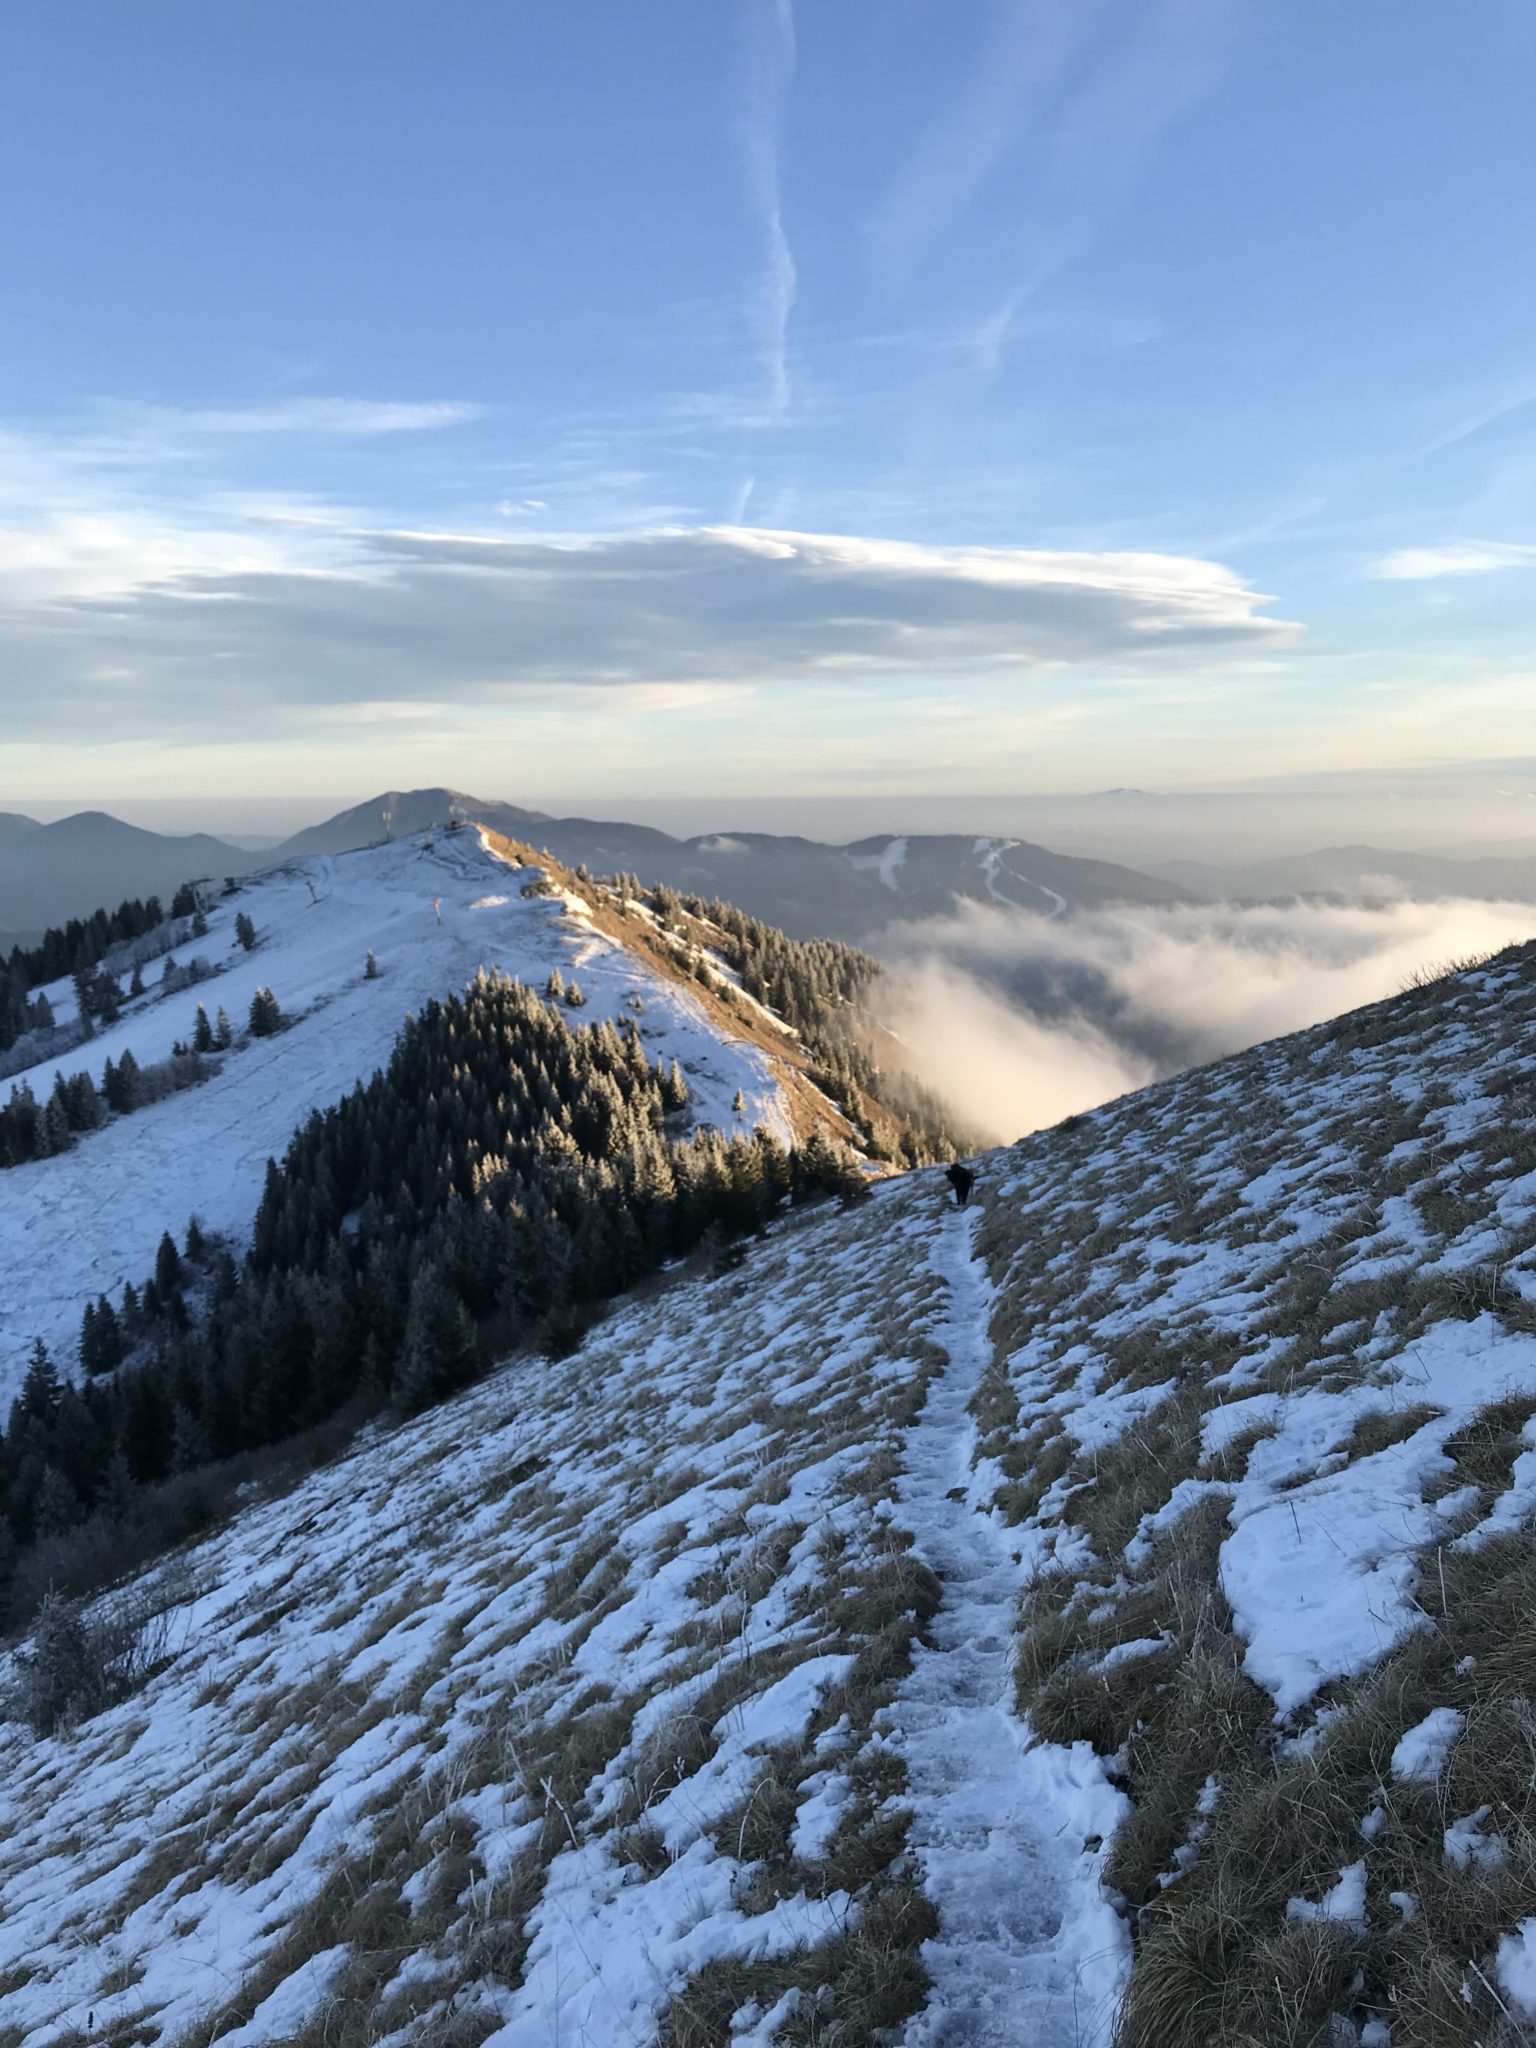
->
[154, 1231, 183, 1298]
[193, 1005, 215, 1054]
[20, 1340, 61, 1423]
[40, 1093, 73, 1156]
[235, 911, 257, 952]
[34, 1463, 83, 1538]
[395, 1266, 479, 1415]
[215, 1007, 233, 1050]
[80, 1295, 125, 1376]
[249, 987, 281, 1037]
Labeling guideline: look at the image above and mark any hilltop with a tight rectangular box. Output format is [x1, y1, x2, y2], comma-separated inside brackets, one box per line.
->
[263, 788, 1190, 941]
[2, 914, 1536, 2040]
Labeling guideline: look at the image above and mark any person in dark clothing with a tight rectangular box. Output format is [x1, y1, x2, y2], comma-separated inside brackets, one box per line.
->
[945, 1161, 976, 1208]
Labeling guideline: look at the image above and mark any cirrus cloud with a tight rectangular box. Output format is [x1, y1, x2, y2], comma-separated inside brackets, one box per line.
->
[1368, 540, 1536, 580]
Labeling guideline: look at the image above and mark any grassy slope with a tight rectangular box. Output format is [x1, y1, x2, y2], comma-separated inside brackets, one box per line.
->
[975, 943, 1536, 2044]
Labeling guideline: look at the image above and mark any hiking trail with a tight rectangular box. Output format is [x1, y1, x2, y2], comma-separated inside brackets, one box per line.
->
[885, 1202, 1130, 2047]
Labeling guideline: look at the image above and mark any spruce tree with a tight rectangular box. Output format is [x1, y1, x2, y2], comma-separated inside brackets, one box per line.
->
[154, 1231, 183, 1298]
[235, 912, 257, 952]
[394, 1267, 478, 1415]
[193, 1005, 215, 1054]
[20, 1340, 61, 1423]
[248, 987, 281, 1037]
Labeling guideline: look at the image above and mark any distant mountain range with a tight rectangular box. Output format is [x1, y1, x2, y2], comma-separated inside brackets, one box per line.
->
[1148, 843, 1536, 903]
[11, 789, 1536, 952]
[0, 788, 1188, 945]
[0, 812, 264, 941]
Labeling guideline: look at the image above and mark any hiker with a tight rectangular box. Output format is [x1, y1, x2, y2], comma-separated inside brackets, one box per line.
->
[945, 1161, 976, 1208]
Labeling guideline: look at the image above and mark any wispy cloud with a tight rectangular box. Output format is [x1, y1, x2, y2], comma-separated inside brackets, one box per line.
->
[885, 893, 1536, 1141]
[874, 0, 1243, 370]
[870, 0, 1112, 290]
[1417, 376, 1536, 458]
[1369, 541, 1536, 580]
[739, 0, 798, 416]
[102, 397, 484, 440]
[976, 0, 1242, 365]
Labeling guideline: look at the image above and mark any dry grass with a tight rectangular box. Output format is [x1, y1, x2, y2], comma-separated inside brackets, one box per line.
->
[1116, 1525, 1536, 2046]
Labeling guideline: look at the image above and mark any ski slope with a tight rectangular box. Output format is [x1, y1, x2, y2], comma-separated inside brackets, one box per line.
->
[0, 830, 795, 1402]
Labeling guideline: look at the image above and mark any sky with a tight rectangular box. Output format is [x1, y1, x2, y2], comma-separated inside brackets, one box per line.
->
[2, 0, 1535, 838]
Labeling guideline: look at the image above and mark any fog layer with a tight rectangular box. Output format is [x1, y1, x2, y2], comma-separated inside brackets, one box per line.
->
[881, 896, 1536, 1143]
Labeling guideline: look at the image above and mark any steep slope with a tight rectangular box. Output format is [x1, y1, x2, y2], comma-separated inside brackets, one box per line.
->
[7, 934, 1536, 2044]
[972, 943, 1536, 2042]
[0, 813, 255, 934]
[0, 1176, 1125, 2048]
[0, 829, 828, 1401]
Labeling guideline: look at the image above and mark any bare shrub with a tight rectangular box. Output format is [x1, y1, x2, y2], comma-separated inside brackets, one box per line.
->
[4, 1585, 173, 1737]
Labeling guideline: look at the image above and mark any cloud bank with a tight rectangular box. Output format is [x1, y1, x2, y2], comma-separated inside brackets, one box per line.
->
[1, 520, 1297, 735]
[882, 894, 1536, 1143]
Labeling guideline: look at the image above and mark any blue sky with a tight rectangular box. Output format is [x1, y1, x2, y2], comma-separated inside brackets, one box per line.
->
[2, 0, 1534, 826]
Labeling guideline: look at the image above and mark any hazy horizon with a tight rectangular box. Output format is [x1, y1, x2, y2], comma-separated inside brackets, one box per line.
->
[8, 763, 1536, 870]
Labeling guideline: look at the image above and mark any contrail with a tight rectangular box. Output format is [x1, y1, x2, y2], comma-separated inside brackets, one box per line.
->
[741, 0, 797, 417]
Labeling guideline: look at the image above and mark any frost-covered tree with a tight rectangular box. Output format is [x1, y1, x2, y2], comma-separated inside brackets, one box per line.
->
[248, 987, 281, 1037]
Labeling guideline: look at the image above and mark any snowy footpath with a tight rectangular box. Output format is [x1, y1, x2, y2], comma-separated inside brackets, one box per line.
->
[885, 1206, 1130, 2047]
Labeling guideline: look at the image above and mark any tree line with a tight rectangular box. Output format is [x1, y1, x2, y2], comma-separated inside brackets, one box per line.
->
[0, 986, 278, 1171]
[0, 973, 867, 1620]
[1, 896, 176, 1053]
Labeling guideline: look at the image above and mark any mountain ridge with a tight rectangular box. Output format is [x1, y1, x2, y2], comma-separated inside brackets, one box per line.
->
[0, 788, 1185, 945]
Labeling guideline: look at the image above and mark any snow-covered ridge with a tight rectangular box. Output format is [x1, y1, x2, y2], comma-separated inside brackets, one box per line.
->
[0, 829, 799, 1402]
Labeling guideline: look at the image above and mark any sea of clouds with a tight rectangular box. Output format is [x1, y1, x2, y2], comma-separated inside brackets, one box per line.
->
[879, 894, 1536, 1143]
